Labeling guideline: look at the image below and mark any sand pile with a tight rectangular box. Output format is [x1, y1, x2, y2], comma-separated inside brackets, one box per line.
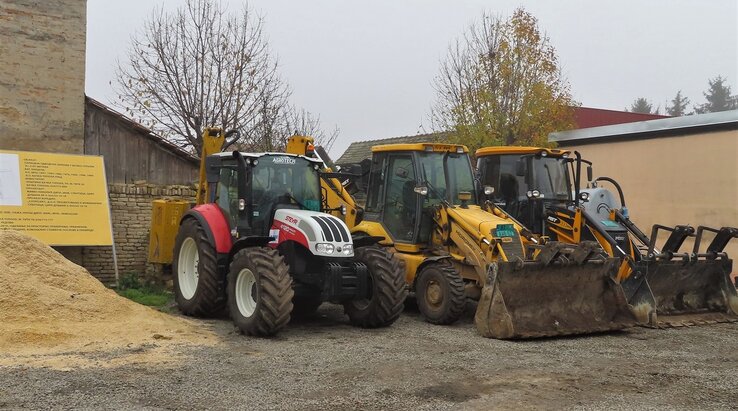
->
[0, 230, 217, 369]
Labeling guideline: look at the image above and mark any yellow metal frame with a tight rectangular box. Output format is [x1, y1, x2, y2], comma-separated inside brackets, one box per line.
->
[196, 128, 226, 205]
[475, 146, 569, 157]
[373, 143, 469, 153]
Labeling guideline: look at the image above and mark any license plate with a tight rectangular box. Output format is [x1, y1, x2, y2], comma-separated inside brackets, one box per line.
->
[600, 220, 620, 228]
[495, 224, 516, 237]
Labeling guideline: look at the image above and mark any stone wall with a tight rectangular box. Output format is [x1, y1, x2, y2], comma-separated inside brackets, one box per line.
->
[82, 183, 196, 286]
[0, 0, 87, 154]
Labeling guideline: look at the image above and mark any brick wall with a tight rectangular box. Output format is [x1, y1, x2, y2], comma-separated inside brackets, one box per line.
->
[82, 183, 196, 286]
[0, 0, 87, 154]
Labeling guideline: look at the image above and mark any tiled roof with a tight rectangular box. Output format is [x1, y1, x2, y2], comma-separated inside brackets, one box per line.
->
[336, 132, 447, 164]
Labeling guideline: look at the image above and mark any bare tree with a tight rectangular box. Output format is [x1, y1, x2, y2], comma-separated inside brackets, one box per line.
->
[282, 107, 339, 152]
[431, 9, 576, 150]
[234, 105, 339, 153]
[116, 0, 290, 154]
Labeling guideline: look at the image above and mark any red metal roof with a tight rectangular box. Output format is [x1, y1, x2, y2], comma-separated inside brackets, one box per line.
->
[573, 107, 669, 129]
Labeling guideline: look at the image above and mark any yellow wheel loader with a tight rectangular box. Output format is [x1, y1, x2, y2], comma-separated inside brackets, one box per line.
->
[294, 141, 642, 338]
[475, 146, 738, 328]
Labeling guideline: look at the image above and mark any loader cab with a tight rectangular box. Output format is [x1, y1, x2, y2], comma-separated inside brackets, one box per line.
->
[205, 152, 323, 237]
[363, 143, 476, 246]
[476, 147, 571, 234]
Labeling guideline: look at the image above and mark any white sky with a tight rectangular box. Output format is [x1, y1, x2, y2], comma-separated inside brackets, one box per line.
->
[86, 0, 738, 157]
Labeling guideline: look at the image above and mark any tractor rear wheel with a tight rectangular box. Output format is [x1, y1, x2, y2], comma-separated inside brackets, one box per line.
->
[416, 261, 466, 325]
[172, 218, 225, 317]
[227, 247, 294, 336]
[344, 246, 406, 328]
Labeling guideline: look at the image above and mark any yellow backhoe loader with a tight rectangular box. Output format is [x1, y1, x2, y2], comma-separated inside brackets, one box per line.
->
[474, 146, 738, 327]
[290, 139, 642, 339]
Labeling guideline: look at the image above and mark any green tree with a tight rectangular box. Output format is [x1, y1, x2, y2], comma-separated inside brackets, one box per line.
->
[431, 8, 576, 151]
[666, 91, 690, 116]
[628, 98, 656, 114]
[694, 76, 736, 113]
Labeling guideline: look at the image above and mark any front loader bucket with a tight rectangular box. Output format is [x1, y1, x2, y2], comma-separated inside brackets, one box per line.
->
[475, 257, 639, 339]
[640, 258, 738, 327]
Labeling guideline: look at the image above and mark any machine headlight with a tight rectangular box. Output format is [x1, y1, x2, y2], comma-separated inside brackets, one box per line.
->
[316, 243, 335, 254]
[340, 205, 347, 215]
[342, 244, 353, 255]
[527, 190, 541, 199]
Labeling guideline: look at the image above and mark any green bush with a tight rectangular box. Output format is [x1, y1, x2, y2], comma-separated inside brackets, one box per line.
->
[116, 273, 172, 309]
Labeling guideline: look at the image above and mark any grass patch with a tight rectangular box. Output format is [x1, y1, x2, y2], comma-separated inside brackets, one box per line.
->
[117, 288, 173, 308]
[116, 273, 174, 311]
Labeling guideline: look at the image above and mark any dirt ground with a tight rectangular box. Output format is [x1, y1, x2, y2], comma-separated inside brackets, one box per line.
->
[0, 302, 736, 410]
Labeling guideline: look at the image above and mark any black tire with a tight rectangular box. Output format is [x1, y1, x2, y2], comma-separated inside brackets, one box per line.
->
[291, 294, 323, 319]
[172, 218, 225, 317]
[227, 247, 294, 336]
[415, 261, 466, 325]
[344, 246, 407, 328]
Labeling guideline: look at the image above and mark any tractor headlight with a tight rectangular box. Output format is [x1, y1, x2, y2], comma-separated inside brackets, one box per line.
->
[316, 243, 335, 254]
[340, 204, 347, 215]
[342, 244, 353, 255]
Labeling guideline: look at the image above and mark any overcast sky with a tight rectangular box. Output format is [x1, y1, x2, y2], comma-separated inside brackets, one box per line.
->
[86, 0, 738, 156]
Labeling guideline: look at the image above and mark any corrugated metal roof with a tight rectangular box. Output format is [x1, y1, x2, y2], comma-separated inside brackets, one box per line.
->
[335, 132, 447, 164]
[549, 110, 738, 145]
[573, 106, 669, 129]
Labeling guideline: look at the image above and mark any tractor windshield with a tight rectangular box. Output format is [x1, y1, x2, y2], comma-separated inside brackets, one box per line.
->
[251, 155, 322, 212]
[418, 152, 477, 206]
[534, 157, 569, 200]
[479, 154, 569, 203]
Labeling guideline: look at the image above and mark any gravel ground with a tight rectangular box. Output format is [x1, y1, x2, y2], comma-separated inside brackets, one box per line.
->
[1, 303, 737, 410]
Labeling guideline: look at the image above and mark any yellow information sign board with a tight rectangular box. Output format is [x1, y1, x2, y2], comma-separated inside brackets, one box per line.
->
[0, 150, 113, 246]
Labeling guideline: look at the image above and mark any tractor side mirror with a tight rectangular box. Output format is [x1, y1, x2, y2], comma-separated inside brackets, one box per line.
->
[413, 186, 428, 196]
[587, 165, 593, 182]
[395, 167, 409, 179]
[515, 160, 526, 177]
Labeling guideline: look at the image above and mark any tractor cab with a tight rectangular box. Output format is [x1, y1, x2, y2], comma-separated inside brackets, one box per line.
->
[205, 151, 324, 238]
[362, 143, 478, 245]
[476, 147, 572, 235]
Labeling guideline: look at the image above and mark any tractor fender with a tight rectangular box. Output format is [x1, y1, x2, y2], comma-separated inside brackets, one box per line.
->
[181, 204, 233, 254]
[229, 236, 274, 260]
[351, 233, 386, 248]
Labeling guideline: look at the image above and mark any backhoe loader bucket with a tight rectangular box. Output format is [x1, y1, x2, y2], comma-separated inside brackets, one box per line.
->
[475, 242, 642, 339]
[636, 225, 738, 327]
[638, 258, 738, 327]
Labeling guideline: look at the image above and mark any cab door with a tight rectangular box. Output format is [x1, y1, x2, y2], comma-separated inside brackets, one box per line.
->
[364, 152, 420, 243]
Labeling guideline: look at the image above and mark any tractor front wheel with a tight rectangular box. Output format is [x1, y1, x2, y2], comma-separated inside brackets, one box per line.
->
[227, 247, 294, 336]
[172, 218, 225, 317]
[344, 246, 406, 328]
